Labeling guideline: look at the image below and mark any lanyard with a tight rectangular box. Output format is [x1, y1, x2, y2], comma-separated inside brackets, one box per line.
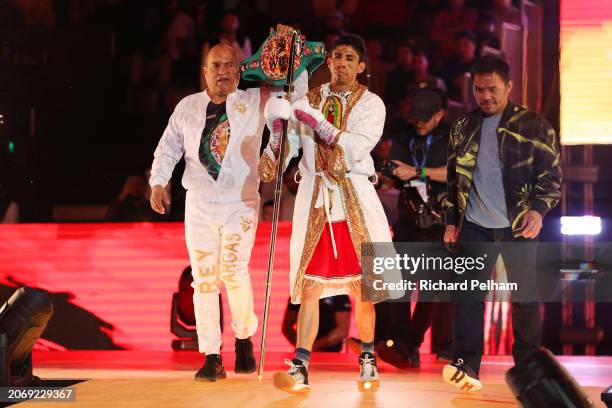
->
[409, 134, 433, 168]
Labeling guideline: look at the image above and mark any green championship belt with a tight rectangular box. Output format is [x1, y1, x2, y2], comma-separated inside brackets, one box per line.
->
[240, 31, 326, 86]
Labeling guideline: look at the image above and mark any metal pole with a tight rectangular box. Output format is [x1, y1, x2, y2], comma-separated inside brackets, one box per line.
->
[258, 32, 298, 381]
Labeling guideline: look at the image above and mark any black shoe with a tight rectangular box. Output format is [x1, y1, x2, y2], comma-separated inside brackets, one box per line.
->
[375, 340, 411, 368]
[273, 358, 310, 395]
[394, 340, 421, 368]
[407, 345, 421, 368]
[235, 337, 256, 374]
[195, 354, 227, 382]
[442, 359, 482, 392]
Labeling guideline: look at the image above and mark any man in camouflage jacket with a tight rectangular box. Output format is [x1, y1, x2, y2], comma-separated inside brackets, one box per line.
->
[444, 95, 562, 237]
[441, 56, 562, 393]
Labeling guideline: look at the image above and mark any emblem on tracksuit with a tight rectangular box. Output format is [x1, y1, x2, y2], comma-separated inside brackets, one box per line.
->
[233, 101, 247, 114]
[240, 217, 253, 232]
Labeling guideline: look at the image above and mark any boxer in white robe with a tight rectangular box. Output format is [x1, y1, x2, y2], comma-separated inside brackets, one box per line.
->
[259, 34, 403, 395]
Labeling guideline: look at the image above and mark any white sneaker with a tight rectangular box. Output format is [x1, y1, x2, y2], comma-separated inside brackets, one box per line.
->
[443, 358, 483, 392]
[273, 359, 310, 395]
[358, 352, 380, 392]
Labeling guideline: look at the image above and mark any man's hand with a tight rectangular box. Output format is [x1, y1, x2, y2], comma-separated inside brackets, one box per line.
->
[518, 210, 542, 239]
[150, 185, 170, 214]
[268, 119, 283, 155]
[444, 225, 459, 244]
[391, 160, 417, 181]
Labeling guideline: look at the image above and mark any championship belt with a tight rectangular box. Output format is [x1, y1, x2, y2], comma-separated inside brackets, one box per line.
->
[240, 31, 326, 86]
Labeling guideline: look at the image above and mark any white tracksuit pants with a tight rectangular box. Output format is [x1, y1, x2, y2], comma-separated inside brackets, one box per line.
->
[185, 189, 259, 354]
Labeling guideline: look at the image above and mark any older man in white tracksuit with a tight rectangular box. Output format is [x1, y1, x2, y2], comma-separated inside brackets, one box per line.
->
[149, 25, 307, 382]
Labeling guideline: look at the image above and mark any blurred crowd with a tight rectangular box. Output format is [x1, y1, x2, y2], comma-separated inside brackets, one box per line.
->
[1, 0, 524, 223]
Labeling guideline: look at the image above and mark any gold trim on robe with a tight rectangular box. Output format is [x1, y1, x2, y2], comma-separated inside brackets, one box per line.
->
[257, 136, 293, 182]
[258, 152, 277, 182]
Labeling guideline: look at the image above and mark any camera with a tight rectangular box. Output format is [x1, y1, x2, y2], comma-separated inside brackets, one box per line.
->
[398, 180, 445, 229]
[374, 160, 445, 229]
[377, 161, 398, 178]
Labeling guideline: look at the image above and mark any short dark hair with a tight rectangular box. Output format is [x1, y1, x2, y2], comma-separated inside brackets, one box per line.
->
[331, 33, 367, 62]
[470, 55, 510, 83]
[454, 30, 475, 43]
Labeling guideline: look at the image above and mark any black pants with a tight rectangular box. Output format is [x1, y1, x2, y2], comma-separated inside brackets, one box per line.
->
[375, 301, 453, 352]
[374, 222, 453, 353]
[452, 221, 541, 374]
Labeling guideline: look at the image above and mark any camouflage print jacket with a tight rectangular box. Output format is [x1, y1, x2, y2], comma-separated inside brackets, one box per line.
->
[444, 101, 562, 236]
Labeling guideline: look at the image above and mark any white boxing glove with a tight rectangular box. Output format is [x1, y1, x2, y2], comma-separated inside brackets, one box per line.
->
[290, 98, 322, 124]
[264, 96, 291, 123]
[291, 98, 339, 144]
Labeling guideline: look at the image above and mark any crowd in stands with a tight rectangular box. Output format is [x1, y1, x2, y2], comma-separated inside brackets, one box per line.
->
[1, 0, 524, 222]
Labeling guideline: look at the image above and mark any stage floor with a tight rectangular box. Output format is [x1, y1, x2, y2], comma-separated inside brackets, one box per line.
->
[13, 351, 611, 407]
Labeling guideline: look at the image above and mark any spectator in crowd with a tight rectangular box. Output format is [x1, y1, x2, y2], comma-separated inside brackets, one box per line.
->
[431, 0, 477, 60]
[105, 173, 171, 222]
[161, 0, 199, 108]
[201, 11, 252, 90]
[165, 0, 197, 63]
[487, 0, 522, 35]
[475, 14, 500, 56]
[312, 0, 339, 19]
[282, 295, 351, 352]
[409, 50, 447, 93]
[324, 9, 347, 36]
[410, 0, 443, 39]
[385, 43, 415, 109]
[439, 30, 476, 101]
[358, 38, 392, 100]
[353, 0, 412, 31]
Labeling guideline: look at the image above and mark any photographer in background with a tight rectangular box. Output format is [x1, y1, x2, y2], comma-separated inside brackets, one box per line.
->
[389, 89, 449, 239]
[375, 89, 453, 367]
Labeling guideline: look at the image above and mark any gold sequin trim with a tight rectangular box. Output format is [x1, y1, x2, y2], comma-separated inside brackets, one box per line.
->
[327, 144, 347, 182]
[340, 83, 366, 132]
[302, 277, 361, 293]
[258, 152, 277, 182]
[340, 176, 390, 303]
[291, 177, 327, 302]
[257, 137, 292, 182]
[306, 85, 322, 109]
